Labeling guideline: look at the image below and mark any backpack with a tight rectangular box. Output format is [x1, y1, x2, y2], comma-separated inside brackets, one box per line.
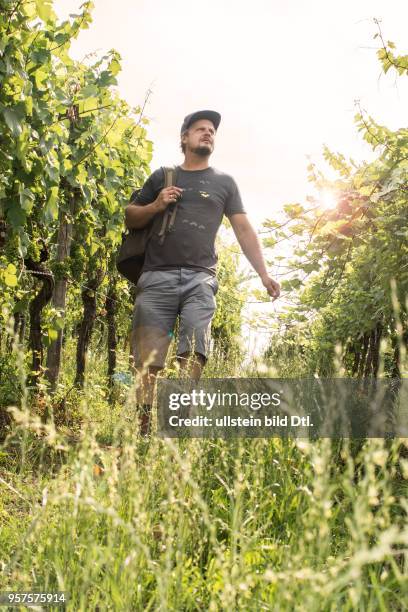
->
[116, 166, 178, 284]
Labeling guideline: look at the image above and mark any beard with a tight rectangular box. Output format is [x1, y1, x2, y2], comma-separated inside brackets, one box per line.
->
[191, 144, 212, 157]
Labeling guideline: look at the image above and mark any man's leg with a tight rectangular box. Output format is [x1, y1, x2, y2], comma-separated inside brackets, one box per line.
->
[135, 365, 162, 436]
[177, 270, 218, 379]
[178, 351, 206, 380]
[131, 271, 180, 436]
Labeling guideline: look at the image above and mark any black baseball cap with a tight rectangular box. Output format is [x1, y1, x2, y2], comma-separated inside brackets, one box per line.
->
[180, 110, 221, 135]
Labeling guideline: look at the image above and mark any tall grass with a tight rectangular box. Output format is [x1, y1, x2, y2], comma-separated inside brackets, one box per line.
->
[1, 332, 408, 610]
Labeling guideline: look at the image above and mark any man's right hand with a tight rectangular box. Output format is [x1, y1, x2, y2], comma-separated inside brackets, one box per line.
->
[154, 186, 184, 212]
[125, 186, 183, 229]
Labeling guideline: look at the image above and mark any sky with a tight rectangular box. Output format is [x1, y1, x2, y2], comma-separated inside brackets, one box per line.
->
[52, 0, 407, 357]
[53, 0, 407, 227]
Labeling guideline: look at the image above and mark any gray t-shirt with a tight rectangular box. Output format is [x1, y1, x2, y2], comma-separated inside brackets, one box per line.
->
[131, 166, 246, 275]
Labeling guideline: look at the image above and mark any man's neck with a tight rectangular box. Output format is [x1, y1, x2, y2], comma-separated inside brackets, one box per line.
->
[180, 153, 210, 171]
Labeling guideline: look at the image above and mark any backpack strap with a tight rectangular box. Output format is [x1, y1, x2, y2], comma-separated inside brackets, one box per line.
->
[158, 166, 178, 245]
[167, 167, 179, 232]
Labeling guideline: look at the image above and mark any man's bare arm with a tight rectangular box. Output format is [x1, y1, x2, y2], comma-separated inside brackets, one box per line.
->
[125, 201, 159, 229]
[125, 185, 184, 229]
[229, 213, 280, 299]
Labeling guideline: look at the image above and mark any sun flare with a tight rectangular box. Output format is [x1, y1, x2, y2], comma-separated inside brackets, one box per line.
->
[319, 189, 337, 210]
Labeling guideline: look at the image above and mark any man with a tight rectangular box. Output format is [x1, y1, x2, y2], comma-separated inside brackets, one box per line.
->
[125, 110, 280, 435]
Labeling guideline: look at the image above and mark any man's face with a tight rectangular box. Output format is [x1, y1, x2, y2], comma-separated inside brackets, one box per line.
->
[182, 119, 216, 156]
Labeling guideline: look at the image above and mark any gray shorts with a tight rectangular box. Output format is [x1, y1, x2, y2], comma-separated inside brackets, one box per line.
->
[131, 268, 218, 368]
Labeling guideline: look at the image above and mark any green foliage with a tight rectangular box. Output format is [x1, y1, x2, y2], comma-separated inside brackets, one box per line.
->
[263, 34, 408, 378]
[1, 389, 408, 609]
[0, 0, 154, 388]
[0, 353, 21, 408]
[211, 241, 246, 362]
[0, 0, 152, 270]
[374, 19, 408, 77]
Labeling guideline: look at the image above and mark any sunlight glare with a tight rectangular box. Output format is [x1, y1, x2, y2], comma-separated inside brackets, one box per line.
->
[319, 189, 337, 210]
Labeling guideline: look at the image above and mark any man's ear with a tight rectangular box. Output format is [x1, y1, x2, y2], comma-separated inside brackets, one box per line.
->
[181, 129, 188, 144]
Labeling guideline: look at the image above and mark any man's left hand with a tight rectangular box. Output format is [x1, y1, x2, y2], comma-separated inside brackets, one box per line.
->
[260, 274, 280, 300]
